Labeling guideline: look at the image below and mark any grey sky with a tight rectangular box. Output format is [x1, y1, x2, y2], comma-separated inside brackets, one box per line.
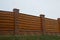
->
[0, 0, 60, 19]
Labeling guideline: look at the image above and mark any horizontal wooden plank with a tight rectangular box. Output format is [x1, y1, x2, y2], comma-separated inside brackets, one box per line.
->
[0, 12, 14, 15]
[18, 20, 41, 23]
[0, 30, 14, 35]
[20, 27, 42, 30]
[0, 17, 14, 19]
[0, 20, 14, 23]
[0, 23, 14, 25]
[18, 23, 41, 26]
[17, 18, 40, 21]
[0, 15, 14, 17]
[0, 28, 14, 30]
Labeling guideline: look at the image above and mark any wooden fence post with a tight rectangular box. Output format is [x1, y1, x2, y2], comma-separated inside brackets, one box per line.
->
[13, 8, 19, 35]
[57, 18, 60, 35]
[40, 14, 46, 35]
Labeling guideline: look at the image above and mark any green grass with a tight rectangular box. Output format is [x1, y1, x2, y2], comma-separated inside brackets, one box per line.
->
[0, 35, 60, 40]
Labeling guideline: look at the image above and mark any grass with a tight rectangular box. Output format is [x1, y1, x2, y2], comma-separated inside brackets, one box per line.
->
[0, 35, 60, 40]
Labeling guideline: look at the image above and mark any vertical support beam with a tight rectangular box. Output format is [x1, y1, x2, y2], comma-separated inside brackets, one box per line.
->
[57, 18, 60, 34]
[40, 14, 46, 35]
[13, 8, 19, 35]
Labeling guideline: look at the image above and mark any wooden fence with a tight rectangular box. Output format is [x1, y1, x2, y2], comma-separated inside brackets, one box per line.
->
[0, 9, 60, 35]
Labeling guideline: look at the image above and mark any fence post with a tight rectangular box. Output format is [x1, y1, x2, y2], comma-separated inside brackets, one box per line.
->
[13, 8, 19, 35]
[57, 18, 60, 35]
[40, 14, 46, 35]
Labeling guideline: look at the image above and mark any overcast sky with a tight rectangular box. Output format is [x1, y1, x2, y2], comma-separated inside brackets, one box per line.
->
[0, 0, 60, 19]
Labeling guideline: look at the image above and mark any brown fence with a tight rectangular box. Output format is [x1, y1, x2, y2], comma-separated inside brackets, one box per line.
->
[0, 11, 15, 35]
[0, 9, 60, 35]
